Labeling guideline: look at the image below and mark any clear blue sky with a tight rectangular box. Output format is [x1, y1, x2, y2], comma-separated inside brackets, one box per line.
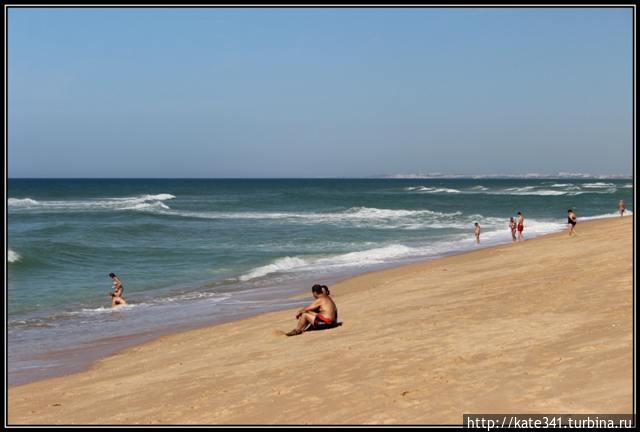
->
[8, 7, 633, 178]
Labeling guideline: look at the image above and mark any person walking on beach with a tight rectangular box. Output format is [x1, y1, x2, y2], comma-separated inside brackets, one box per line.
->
[618, 200, 626, 217]
[109, 273, 127, 307]
[509, 217, 517, 242]
[286, 284, 337, 337]
[474, 222, 481, 244]
[516, 212, 525, 241]
[567, 209, 577, 236]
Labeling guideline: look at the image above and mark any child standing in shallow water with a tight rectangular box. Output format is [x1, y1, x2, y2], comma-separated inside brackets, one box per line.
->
[474, 223, 481, 244]
[618, 200, 625, 217]
[509, 217, 517, 241]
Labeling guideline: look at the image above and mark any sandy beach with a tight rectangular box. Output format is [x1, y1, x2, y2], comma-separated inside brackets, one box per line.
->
[8, 217, 633, 425]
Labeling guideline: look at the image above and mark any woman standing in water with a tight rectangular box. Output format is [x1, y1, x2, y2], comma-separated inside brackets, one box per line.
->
[567, 209, 577, 236]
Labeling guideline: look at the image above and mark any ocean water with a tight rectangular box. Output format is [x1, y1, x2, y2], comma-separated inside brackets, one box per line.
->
[7, 178, 634, 384]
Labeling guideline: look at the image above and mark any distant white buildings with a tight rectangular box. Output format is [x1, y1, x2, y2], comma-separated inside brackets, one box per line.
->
[381, 172, 631, 180]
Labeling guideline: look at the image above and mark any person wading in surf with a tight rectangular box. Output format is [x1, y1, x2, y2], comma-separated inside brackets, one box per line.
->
[109, 273, 128, 307]
[567, 209, 577, 236]
[517, 211, 525, 241]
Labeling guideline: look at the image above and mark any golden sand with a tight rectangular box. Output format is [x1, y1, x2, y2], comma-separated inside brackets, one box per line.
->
[8, 217, 633, 425]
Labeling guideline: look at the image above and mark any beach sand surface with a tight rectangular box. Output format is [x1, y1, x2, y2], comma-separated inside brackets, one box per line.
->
[8, 217, 633, 425]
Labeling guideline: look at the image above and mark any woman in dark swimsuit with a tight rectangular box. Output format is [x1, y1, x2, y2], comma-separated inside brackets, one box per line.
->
[567, 209, 577, 236]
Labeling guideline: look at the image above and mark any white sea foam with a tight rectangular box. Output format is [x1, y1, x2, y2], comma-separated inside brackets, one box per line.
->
[119, 201, 171, 211]
[237, 246, 420, 282]
[8, 249, 21, 263]
[165, 292, 230, 302]
[70, 304, 140, 316]
[110, 193, 176, 202]
[516, 190, 568, 196]
[8, 198, 39, 206]
[415, 187, 461, 193]
[164, 207, 463, 227]
[54, 212, 629, 312]
[580, 211, 633, 221]
[500, 188, 568, 196]
[622, 184, 633, 188]
[236, 217, 569, 282]
[239, 256, 309, 281]
[470, 185, 489, 191]
[315, 244, 415, 267]
[8, 193, 175, 212]
[504, 186, 536, 192]
[152, 206, 521, 231]
[582, 182, 616, 189]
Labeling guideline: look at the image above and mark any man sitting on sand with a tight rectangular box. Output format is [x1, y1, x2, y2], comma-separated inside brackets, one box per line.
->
[109, 272, 127, 307]
[286, 284, 338, 337]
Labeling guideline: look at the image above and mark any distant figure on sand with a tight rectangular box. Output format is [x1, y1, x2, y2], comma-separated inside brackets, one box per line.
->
[474, 223, 481, 244]
[286, 284, 338, 337]
[567, 209, 577, 236]
[516, 212, 524, 241]
[618, 200, 625, 217]
[509, 217, 517, 242]
[109, 273, 127, 307]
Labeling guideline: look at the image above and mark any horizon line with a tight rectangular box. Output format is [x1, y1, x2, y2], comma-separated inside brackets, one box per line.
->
[6, 175, 634, 180]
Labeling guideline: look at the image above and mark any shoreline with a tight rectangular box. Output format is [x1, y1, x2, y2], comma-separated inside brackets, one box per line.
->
[7, 217, 566, 388]
[8, 217, 568, 388]
[8, 217, 633, 424]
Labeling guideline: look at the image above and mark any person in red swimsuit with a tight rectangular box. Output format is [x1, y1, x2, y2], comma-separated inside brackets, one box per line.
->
[286, 284, 338, 336]
[516, 211, 524, 241]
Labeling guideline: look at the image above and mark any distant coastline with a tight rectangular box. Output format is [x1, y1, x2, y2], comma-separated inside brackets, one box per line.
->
[380, 172, 633, 180]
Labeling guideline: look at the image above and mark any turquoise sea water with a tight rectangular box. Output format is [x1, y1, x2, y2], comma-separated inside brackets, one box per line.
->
[7, 178, 634, 384]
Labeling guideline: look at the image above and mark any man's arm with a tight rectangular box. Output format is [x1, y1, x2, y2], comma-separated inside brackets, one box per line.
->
[297, 299, 321, 317]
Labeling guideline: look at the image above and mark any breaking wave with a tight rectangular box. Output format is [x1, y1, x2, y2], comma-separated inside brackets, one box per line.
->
[8, 249, 21, 263]
[8, 194, 176, 213]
